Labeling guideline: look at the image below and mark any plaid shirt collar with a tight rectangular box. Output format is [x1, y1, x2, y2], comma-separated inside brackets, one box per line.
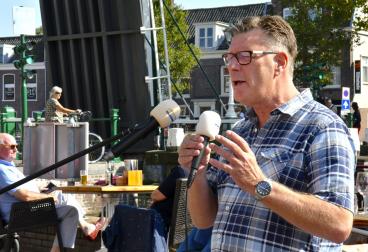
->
[245, 88, 314, 120]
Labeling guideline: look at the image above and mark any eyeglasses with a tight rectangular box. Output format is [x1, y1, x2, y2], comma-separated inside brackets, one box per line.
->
[1, 144, 18, 150]
[222, 50, 278, 66]
[55, 92, 61, 95]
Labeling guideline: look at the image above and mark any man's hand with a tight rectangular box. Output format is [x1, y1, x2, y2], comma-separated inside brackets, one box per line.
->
[209, 130, 266, 194]
[178, 134, 211, 173]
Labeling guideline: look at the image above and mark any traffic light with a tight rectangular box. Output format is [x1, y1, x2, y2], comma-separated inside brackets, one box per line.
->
[12, 34, 36, 144]
[13, 35, 36, 78]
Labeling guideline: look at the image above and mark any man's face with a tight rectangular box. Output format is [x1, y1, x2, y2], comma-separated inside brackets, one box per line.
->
[226, 29, 278, 107]
[0, 136, 18, 162]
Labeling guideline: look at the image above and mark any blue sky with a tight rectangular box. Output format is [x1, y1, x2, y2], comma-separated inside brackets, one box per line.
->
[0, 0, 266, 37]
[175, 0, 267, 9]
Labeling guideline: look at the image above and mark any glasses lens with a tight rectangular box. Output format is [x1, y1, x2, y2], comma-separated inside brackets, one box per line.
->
[237, 51, 251, 65]
[1, 144, 17, 150]
[223, 51, 252, 65]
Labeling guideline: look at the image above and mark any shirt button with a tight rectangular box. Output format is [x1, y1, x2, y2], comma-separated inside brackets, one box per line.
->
[225, 206, 230, 211]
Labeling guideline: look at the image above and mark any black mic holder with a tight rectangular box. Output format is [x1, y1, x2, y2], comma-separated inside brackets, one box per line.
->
[0, 127, 136, 195]
[187, 136, 210, 189]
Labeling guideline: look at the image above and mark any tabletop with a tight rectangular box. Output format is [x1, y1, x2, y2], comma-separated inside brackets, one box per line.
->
[353, 214, 368, 227]
[57, 185, 158, 194]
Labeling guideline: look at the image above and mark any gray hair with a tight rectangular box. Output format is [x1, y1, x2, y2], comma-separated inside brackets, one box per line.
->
[226, 15, 297, 73]
[49, 86, 62, 98]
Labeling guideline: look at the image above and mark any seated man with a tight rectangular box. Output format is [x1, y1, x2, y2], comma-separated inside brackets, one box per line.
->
[150, 166, 186, 236]
[150, 166, 212, 250]
[176, 227, 212, 252]
[0, 133, 105, 252]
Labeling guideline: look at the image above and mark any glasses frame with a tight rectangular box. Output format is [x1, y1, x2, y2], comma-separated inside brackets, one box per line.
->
[55, 92, 62, 95]
[222, 50, 278, 66]
[1, 144, 18, 150]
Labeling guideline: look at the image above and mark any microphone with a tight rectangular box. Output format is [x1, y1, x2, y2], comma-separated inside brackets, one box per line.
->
[187, 111, 221, 188]
[103, 99, 181, 161]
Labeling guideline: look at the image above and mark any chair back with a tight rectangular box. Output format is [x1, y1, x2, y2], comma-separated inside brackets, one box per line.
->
[8, 197, 58, 233]
[103, 205, 156, 252]
[168, 178, 193, 248]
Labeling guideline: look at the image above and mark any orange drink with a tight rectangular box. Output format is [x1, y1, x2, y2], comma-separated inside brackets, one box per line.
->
[128, 170, 143, 186]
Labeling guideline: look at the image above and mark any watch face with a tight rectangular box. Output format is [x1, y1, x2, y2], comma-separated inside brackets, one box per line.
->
[256, 180, 271, 197]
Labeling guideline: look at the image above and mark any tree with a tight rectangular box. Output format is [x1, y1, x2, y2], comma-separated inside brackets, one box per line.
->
[36, 26, 43, 35]
[153, 0, 201, 96]
[280, 0, 368, 99]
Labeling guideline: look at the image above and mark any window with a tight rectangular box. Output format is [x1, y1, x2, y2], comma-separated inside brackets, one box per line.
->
[331, 66, 341, 86]
[362, 56, 368, 85]
[221, 66, 231, 95]
[199, 27, 214, 49]
[27, 73, 37, 101]
[283, 8, 294, 20]
[193, 101, 215, 118]
[308, 8, 322, 21]
[3, 74, 15, 101]
[179, 105, 189, 118]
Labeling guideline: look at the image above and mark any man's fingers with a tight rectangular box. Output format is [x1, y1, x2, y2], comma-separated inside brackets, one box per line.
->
[214, 134, 245, 160]
[225, 130, 252, 153]
[226, 130, 252, 153]
[210, 142, 235, 162]
[209, 158, 233, 174]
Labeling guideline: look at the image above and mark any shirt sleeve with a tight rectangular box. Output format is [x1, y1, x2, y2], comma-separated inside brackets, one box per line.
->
[0, 168, 20, 195]
[307, 120, 356, 212]
[158, 166, 186, 198]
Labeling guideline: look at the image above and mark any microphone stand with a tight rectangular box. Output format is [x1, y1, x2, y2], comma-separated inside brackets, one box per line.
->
[0, 128, 134, 195]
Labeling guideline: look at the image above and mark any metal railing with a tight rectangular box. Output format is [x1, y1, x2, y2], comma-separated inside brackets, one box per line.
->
[0, 109, 120, 154]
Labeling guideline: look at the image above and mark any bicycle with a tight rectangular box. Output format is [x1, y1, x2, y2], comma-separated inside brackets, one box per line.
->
[67, 111, 105, 163]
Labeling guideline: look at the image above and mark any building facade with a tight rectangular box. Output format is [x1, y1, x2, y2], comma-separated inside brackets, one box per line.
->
[183, 1, 367, 139]
[0, 35, 47, 118]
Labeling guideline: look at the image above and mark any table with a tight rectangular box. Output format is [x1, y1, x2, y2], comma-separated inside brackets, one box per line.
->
[58, 185, 158, 194]
[358, 155, 368, 162]
[57, 185, 158, 218]
[346, 215, 368, 246]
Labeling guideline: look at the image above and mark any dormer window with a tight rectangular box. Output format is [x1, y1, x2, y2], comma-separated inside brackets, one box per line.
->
[194, 22, 228, 50]
[199, 27, 213, 49]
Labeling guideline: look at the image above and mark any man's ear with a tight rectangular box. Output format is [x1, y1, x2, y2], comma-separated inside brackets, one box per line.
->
[274, 52, 288, 71]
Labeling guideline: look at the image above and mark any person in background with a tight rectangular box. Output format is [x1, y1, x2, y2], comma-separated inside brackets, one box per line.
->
[45, 86, 81, 123]
[0, 133, 105, 252]
[325, 97, 338, 114]
[178, 16, 355, 251]
[176, 226, 212, 252]
[150, 166, 212, 251]
[150, 166, 186, 236]
[352, 102, 361, 133]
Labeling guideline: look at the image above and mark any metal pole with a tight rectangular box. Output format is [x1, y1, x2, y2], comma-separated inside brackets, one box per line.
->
[20, 34, 28, 147]
[225, 82, 237, 118]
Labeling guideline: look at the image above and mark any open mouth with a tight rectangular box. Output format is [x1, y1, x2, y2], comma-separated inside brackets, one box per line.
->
[233, 80, 245, 86]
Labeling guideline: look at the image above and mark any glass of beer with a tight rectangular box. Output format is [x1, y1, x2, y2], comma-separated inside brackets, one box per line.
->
[80, 169, 88, 185]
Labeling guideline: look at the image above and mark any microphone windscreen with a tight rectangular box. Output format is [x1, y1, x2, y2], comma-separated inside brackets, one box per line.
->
[150, 99, 181, 128]
[195, 111, 221, 141]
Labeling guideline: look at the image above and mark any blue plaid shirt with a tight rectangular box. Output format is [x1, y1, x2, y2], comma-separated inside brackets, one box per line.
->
[207, 89, 355, 252]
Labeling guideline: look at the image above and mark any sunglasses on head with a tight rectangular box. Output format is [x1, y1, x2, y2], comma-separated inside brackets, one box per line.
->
[1, 144, 18, 150]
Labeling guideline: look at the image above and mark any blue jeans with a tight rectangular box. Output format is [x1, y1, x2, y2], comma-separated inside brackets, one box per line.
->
[177, 227, 212, 252]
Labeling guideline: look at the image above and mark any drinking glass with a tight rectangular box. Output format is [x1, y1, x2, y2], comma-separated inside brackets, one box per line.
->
[105, 161, 115, 186]
[356, 171, 368, 213]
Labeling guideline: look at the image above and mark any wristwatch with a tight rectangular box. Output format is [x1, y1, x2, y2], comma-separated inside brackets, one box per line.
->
[254, 178, 272, 201]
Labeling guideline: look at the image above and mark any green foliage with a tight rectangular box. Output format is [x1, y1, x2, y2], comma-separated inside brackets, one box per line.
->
[280, 0, 368, 98]
[36, 26, 43, 35]
[154, 0, 201, 95]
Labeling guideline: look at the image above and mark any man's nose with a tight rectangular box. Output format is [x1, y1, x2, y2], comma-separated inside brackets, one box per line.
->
[227, 59, 241, 70]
